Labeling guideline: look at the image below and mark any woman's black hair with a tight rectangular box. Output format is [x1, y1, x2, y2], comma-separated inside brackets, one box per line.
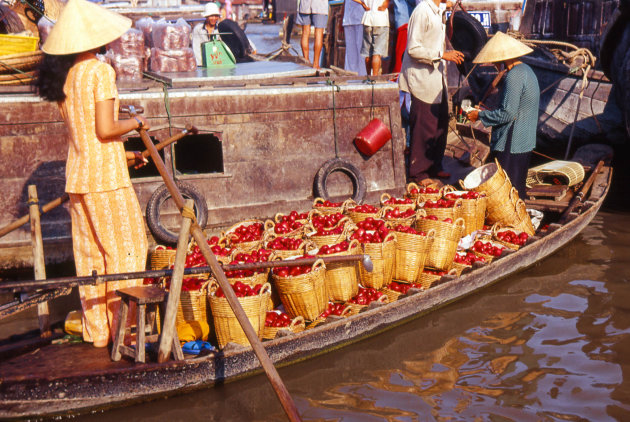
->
[34, 53, 77, 102]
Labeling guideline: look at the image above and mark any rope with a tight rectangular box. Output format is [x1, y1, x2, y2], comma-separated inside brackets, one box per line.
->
[142, 72, 173, 137]
[181, 206, 197, 223]
[326, 79, 341, 158]
[363, 77, 376, 120]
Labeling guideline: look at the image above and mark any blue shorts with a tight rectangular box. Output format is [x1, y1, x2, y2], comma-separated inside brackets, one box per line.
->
[296, 13, 328, 28]
[361, 26, 389, 58]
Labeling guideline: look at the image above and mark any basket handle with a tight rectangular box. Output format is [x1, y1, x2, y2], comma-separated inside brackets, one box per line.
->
[447, 268, 458, 276]
[264, 219, 275, 232]
[312, 197, 326, 207]
[376, 294, 388, 304]
[426, 228, 436, 239]
[308, 208, 324, 221]
[380, 192, 391, 205]
[274, 212, 285, 223]
[259, 282, 272, 297]
[207, 279, 219, 296]
[339, 305, 352, 318]
[348, 238, 361, 250]
[459, 179, 467, 190]
[379, 205, 394, 218]
[509, 186, 520, 203]
[331, 216, 350, 230]
[454, 217, 465, 228]
[303, 222, 317, 237]
[304, 239, 318, 255]
[406, 182, 419, 194]
[453, 198, 464, 208]
[290, 315, 305, 328]
[384, 232, 397, 243]
[343, 198, 358, 211]
[415, 208, 427, 218]
[312, 258, 326, 271]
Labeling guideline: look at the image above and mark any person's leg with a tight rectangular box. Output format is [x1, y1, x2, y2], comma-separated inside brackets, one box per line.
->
[371, 26, 388, 75]
[429, 89, 450, 175]
[313, 27, 324, 68]
[343, 25, 367, 75]
[408, 94, 438, 181]
[365, 56, 371, 75]
[372, 54, 382, 75]
[300, 24, 311, 62]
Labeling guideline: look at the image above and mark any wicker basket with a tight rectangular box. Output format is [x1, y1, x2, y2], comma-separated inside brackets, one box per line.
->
[380, 192, 416, 212]
[380, 286, 403, 303]
[321, 239, 361, 302]
[392, 229, 435, 283]
[312, 197, 353, 215]
[491, 224, 524, 250]
[265, 235, 317, 259]
[418, 197, 464, 222]
[222, 219, 266, 252]
[441, 187, 487, 235]
[272, 259, 328, 320]
[262, 315, 305, 340]
[264, 219, 305, 239]
[149, 245, 177, 270]
[527, 160, 585, 187]
[405, 182, 441, 202]
[274, 211, 309, 224]
[471, 240, 505, 263]
[359, 233, 397, 290]
[484, 187, 535, 236]
[304, 217, 355, 247]
[208, 282, 271, 348]
[416, 217, 465, 242]
[176, 280, 210, 325]
[382, 205, 419, 227]
[424, 234, 459, 271]
[0, 51, 43, 74]
[418, 268, 457, 289]
[345, 201, 383, 224]
[451, 261, 471, 276]
[345, 294, 388, 315]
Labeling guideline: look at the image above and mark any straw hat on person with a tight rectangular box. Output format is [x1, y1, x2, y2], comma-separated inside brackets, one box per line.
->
[42, 0, 131, 55]
[472, 31, 533, 64]
[203, 2, 221, 17]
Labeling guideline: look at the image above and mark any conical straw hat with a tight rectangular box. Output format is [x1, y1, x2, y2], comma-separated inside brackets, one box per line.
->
[473, 31, 534, 64]
[42, 0, 131, 55]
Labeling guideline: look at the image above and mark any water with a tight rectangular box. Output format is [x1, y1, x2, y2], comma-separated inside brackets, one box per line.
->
[59, 209, 630, 421]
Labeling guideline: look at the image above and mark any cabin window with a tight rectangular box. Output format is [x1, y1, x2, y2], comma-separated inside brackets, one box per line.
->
[532, 0, 554, 36]
[125, 136, 163, 179]
[173, 133, 224, 175]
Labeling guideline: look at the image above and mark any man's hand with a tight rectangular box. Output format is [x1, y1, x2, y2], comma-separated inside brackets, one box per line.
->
[361, 1, 370, 10]
[442, 50, 464, 65]
[377, 0, 388, 11]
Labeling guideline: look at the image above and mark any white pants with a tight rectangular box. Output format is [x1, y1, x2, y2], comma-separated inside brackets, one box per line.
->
[343, 24, 367, 76]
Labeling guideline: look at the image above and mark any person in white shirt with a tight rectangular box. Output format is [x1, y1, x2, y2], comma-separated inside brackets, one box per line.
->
[192, 3, 221, 66]
[399, 0, 463, 182]
[353, 0, 389, 75]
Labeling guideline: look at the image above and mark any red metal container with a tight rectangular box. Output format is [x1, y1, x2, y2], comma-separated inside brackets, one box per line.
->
[354, 118, 392, 156]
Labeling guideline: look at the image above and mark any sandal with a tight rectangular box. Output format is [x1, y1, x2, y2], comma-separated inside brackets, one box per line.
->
[182, 340, 216, 355]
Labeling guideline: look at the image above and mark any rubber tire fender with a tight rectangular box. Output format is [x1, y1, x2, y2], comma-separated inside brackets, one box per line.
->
[146, 181, 208, 246]
[217, 19, 251, 60]
[313, 158, 367, 203]
[451, 11, 488, 73]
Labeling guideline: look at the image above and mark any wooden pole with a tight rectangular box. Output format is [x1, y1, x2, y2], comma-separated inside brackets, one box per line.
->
[27, 185, 51, 338]
[135, 122, 302, 422]
[0, 127, 195, 240]
[157, 199, 194, 363]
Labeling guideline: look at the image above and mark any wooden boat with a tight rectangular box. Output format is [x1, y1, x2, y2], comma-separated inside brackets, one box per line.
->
[0, 152, 612, 419]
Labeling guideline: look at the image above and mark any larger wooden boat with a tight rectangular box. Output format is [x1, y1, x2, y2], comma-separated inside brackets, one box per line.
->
[0, 152, 612, 419]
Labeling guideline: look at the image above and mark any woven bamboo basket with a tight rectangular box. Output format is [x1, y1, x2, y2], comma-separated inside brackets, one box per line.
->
[460, 159, 508, 193]
[272, 259, 328, 320]
[392, 229, 435, 283]
[223, 219, 266, 252]
[380, 286, 403, 303]
[305, 304, 353, 329]
[451, 261, 471, 276]
[416, 217, 465, 242]
[471, 240, 506, 263]
[418, 197, 464, 222]
[418, 268, 457, 289]
[149, 245, 177, 270]
[0, 69, 37, 85]
[345, 294, 388, 315]
[382, 205, 419, 227]
[304, 217, 355, 247]
[512, 198, 536, 235]
[424, 235, 459, 271]
[483, 187, 535, 235]
[0, 51, 43, 74]
[405, 182, 441, 202]
[274, 211, 309, 224]
[345, 202, 383, 224]
[321, 239, 361, 302]
[527, 160, 585, 187]
[208, 282, 271, 348]
[359, 233, 397, 290]
[264, 219, 305, 239]
[491, 224, 524, 250]
[312, 197, 353, 215]
[176, 280, 210, 325]
[262, 315, 305, 340]
[380, 192, 416, 212]
[265, 235, 317, 259]
[441, 187, 487, 235]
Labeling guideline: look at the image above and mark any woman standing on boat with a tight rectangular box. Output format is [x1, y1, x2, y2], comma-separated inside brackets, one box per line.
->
[467, 32, 540, 198]
[35, 0, 149, 348]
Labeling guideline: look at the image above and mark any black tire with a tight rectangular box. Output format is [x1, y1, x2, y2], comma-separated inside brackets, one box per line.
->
[0, 5, 25, 34]
[217, 19, 251, 60]
[313, 158, 366, 203]
[146, 182, 208, 246]
[451, 11, 488, 73]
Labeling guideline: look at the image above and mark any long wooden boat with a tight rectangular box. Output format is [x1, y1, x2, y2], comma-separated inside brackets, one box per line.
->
[0, 156, 612, 419]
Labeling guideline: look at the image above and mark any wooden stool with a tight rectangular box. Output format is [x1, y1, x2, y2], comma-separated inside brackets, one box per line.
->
[111, 285, 183, 363]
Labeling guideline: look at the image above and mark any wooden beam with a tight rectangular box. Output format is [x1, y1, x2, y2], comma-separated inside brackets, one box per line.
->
[28, 185, 51, 338]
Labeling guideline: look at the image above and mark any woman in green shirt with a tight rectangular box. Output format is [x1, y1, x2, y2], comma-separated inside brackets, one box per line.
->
[467, 32, 540, 198]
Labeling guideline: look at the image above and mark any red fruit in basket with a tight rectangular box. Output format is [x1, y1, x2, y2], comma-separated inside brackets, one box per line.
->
[410, 188, 419, 194]
[443, 218, 453, 223]
[427, 215, 438, 221]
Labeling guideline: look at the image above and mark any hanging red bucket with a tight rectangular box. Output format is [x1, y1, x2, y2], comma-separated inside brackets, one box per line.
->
[354, 118, 392, 156]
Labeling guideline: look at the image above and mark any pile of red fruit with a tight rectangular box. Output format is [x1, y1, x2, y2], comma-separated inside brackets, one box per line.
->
[318, 241, 350, 255]
[444, 191, 482, 200]
[277, 210, 309, 222]
[273, 255, 316, 277]
[423, 199, 456, 208]
[384, 208, 415, 219]
[454, 251, 486, 266]
[273, 218, 304, 235]
[224, 250, 272, 278]
[229, 222, 265, 244]
[267, 236, 304, 251]
[315, 199, 343, 208]
[311, 212, 346, 235]
[214, 281, 264, 298]
[496, 230, 529, 246]
[350, 218, 390, 243]
[181, 277, 206, 291]
[387, 281, 423, 294]
[348, 204, 380, 214]
[394, 225, 427, 236]
[265, 311, 292, 328]
[471, 240, 505, 257]
[409, 186, 439, 195]
[318, 302, 350, 319]
[347, 287, 384, 305]
[419, 215, 454, 223]
[383, 196, 414, 206]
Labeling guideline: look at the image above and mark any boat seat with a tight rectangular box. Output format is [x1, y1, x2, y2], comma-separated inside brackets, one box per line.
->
[111, 285, 183, 363]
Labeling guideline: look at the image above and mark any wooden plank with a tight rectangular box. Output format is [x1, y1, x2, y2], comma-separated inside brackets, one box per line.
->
[527, 184, 569, 200]
[28, 185, 51, 338]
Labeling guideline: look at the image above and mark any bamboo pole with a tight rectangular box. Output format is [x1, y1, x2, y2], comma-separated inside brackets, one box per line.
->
[132, 111, 301, 422]
[28, 185, 51, 338]
[157, 199, 194, 363]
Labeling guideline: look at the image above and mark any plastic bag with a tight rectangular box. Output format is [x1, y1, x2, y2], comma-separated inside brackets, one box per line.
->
[151, 18, 192, 50]
[135, 16, 155, 47]
[150, 47, 196, 72]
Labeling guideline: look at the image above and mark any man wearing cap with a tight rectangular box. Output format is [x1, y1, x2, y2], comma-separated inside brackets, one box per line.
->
[192, 2, 222, 66]
[399, 0, 464, 183]
[35, 0, 148, 348]
[467, 32, 540, 198]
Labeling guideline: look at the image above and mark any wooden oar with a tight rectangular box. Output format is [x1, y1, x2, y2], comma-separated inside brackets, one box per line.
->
[128, 106, 302, 422]
[0, 254, 372, 292]
[558, 160, 604, 224]
[0, 126, 196, 240]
